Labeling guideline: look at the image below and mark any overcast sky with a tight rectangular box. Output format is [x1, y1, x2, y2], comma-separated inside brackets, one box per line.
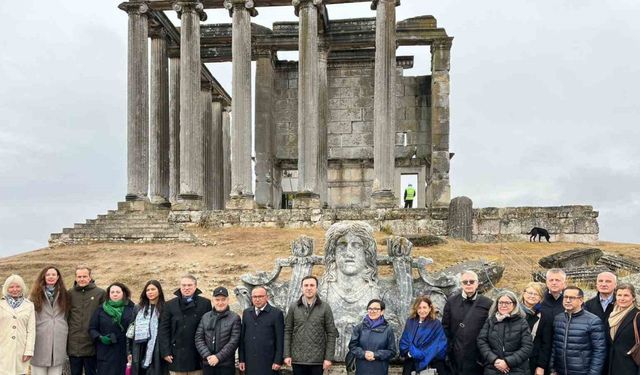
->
[1, 0, 638, 256]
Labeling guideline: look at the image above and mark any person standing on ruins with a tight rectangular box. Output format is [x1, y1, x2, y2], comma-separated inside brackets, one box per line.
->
[403, 184, 416, 208]
[442, 270, 492, 375]
[284, 275, 338, 375]
[238, 286, 285, 375]
[159, 275, 211, 375]
[67, 265, 106, 375]
[535, 268, 567, 375]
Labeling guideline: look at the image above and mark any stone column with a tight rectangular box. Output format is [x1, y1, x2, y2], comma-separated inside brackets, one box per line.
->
[149, 22, 170, 205]
[211, 98, 224, 209]
[370, 0, 398, 208]
[318, 41, 329, 207]
[201, 83, 214, 209]
[426, 38, 452, 208]
[254, 49, 275, 208]
[224, 0, 257, 209]
[174, 1, 207, 208]
[293, 0, 322, 209]
[222, 106, 232, 204]
[169, 56, 180, 203]
[119, 2, 149, 201]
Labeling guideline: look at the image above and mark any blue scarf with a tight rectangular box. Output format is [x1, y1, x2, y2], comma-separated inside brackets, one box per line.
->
[134, 305, 160, 368]
[5, 295, 24, 309]
[364, 315, 386, 329]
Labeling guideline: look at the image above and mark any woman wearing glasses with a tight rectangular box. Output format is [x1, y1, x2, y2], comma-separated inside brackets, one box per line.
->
[399, 296, 447, 375]
[477, 290, 533, 375]
[348, 299, 397, 375]
[606, 283, 640, 375]
[520, 282, 552, 375]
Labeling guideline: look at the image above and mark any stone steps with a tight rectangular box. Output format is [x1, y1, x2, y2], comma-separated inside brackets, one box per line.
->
[49, 201, 196, 245]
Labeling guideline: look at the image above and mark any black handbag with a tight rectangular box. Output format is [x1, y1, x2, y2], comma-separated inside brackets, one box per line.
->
[345, 351, 356, 373]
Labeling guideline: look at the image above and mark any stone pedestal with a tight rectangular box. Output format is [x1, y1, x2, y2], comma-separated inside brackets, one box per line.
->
[169, 56, 181, 204]
[175, 1, 207, 203]
[371, 190, 397, 208]
[149, 23, 170, 205]
[293, 191, 322, 209]
[226, 195, 257, 210]
[119, 2, 149, 201]
[224, 0, 257, 199]
[427, 38, 452, 208]
[371, 0, 398, 204]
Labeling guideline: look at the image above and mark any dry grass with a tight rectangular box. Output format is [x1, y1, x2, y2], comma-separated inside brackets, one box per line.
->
[1, 227, 638, 303]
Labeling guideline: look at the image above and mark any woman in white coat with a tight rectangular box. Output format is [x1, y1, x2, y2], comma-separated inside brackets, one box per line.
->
[0, 274, 36, 375]
[29, 266, 70, 375]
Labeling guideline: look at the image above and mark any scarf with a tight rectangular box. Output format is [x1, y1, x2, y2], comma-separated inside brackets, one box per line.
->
[522, 304, 541, 340]
[134, 305, 159, 368]
[609, 304, 635, 339]
[495, 312, 511, 322]
[364, 315, 386, 329]
[44, 286, 56, 306]
[5, 295, 24, 309]
[103, 299, 126, 330]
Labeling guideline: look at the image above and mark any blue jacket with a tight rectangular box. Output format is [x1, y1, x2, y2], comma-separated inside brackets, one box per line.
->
[348, 317, 397, 375]
[399, 318, 447, 372]
[550, 309, 606, 375]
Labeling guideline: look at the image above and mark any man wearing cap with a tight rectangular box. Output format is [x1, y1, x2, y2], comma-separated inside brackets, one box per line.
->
[239, 286, 285, 375]
[159, 274, 212, 375]
[195, 287, 241, 375]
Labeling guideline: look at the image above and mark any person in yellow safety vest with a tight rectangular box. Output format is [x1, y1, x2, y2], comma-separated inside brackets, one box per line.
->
[404, 184, 416, 208]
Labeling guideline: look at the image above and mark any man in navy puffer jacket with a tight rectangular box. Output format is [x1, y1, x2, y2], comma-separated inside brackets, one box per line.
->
[549, 286, 605, 375]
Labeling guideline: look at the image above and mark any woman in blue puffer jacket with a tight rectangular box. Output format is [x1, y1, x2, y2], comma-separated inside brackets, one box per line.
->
[348, 299, 397, 375]
[399, 296, 447, 375]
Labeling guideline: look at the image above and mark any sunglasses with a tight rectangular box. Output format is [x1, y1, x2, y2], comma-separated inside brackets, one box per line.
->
[461, 280, 476, 285]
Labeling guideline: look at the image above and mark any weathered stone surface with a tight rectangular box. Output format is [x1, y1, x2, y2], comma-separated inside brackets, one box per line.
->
[538, 248, 603, 268]
[448, 196, 473, 241]
[597, 253, 640, 273]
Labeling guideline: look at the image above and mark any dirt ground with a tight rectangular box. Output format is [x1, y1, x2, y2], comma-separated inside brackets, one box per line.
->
[1, 226, 638, 303]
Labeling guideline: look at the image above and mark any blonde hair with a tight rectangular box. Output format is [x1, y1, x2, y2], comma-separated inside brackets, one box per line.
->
[3, 274, 27, 297]
[408, 296, 437, 320]
[522, 282, 546, 302]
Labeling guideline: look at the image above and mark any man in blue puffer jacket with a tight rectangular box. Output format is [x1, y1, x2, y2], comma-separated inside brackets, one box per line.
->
[549, 286, 606, 375]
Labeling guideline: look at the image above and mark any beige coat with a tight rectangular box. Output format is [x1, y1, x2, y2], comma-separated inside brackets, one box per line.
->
[0, 298, 36, 375]
[31, 293, 68, 367]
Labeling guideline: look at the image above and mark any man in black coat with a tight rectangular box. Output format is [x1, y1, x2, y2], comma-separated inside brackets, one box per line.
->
[584, 271, 616, 374]
[159, 275, 212, 374]
[536, 268, 567, 375]
[442, 270, 493, 375]
[239, 286, 285, 375]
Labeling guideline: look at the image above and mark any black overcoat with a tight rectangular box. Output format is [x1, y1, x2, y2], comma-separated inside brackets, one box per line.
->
[158, 290, 212, 372]
[477, 314, 533, 375]
[239, 303, 285, 375]
[128, 305, 169, 375]
[89, 300, 135, 375]
[537, 292, 565, 374]
[607, 307, 640, 375]
[442, 292, 492, 375]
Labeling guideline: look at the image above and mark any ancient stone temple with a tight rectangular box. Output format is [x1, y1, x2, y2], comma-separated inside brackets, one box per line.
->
[117, 0, 453, 211]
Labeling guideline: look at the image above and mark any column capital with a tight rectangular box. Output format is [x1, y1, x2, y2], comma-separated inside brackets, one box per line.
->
[201, 80, 213, 91]
[431, 37, 453, 51]
[223, 0, 258, 17]
[223, 106, 232, 113]
[254, 47, 274, 59]
[173, 1, 207, 22]
[118, 1, 150, 15]
[370, 0, 400, 11]
[292, 0, 323, 16]
[148, 19, 168, 39]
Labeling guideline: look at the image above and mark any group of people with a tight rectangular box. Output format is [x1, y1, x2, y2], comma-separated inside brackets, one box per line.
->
[1, 265, 639, 375]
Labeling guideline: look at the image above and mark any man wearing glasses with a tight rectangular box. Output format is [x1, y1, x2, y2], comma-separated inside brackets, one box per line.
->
[549, 286, 606, 375]
[442, 270, 492, 375]
[238, 286, 285, 375]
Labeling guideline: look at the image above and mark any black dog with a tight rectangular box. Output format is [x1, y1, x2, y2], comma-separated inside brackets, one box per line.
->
[529, 227, 550, 242]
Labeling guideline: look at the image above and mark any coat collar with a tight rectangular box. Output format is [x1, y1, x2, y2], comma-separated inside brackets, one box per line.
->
[297, 295, 322, 307]
[614, 307, 639, 341]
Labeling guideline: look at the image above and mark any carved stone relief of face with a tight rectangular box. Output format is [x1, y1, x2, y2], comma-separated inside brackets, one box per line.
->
[335, 233, 366, 277]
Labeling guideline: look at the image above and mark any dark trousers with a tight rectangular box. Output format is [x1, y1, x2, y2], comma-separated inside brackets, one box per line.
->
[403, 358, 447, 375]
[404, 200, 413, 208]
[69, 356, 97, 375]
[202, 365, 235, 375]
[292, 364, 323, 375]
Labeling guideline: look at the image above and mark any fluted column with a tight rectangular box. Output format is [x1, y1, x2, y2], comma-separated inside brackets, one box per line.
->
[371, 0, 398, 208]
[119, 2, 149, 201]
[426, 38, 453, 208]
[149, 22, 170, 205]
[211, 99, 224, 209]
[293, 0, 322, 209]
[201, 83, 214, 209]
[169, 56, 181, 203]
[255, 49, 275, 208]
[174, 1, 207, 208]
[222, 106, 232, 204]
[318, 41, 329, 207]
[224, 0, 257, 209]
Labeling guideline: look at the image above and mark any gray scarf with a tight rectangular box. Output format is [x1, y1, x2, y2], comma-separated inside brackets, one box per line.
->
[134, 305, 159, 368]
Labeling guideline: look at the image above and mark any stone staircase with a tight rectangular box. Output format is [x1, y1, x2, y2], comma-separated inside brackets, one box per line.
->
[49, 201, 196, 245]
